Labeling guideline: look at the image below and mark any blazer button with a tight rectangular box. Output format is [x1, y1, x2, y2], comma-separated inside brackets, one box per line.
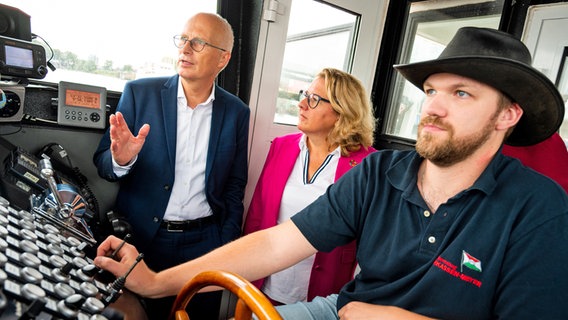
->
[153, 217, 159, 223]
[164, 185, 170, 191]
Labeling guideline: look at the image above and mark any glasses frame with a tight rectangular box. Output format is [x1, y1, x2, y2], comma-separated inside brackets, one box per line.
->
[299, 90, 331, 109]
[173, 35, 227, 52]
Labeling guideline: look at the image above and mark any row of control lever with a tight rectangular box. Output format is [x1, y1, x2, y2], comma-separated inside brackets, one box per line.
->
[0, 158, 140, 319]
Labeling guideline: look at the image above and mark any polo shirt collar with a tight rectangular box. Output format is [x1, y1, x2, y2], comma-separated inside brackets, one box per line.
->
[389, 150, 503, 200]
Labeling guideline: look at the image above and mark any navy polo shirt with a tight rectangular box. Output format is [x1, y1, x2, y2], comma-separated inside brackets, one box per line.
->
[292, 149, 568, 319]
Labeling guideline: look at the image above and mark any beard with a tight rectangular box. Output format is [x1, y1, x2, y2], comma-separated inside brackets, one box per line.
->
[415, 115, 496, 167]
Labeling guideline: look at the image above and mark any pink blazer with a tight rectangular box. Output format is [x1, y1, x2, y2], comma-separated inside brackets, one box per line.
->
[244, 132, 376, 301]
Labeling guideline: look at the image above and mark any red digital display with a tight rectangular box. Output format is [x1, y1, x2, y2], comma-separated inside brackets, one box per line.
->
[65, 89, 101, 109]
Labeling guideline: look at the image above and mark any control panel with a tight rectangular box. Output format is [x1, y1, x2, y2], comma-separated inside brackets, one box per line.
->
[0, 158, 134, 319]
[57, 82, 106, 130]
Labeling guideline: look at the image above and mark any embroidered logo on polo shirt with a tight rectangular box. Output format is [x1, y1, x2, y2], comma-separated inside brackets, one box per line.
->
[461, 250, 482, 272]
[433, 254, 483, 288]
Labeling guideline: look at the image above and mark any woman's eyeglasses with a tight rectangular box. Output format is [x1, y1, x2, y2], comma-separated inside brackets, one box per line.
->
[299, 90, 331, 109]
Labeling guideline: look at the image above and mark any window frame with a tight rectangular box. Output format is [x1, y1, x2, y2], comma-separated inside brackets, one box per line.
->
[372, 0, 515, 150]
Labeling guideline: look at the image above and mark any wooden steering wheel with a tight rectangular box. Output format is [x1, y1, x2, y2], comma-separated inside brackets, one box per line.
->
[169, 270, 283, 320]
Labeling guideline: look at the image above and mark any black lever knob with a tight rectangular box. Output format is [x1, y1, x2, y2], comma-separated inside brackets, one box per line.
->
[64, 293, 85, 310]
[61, 262, 74, 275]
[81, 264, 99, 277]
[56, 293, 84, 318]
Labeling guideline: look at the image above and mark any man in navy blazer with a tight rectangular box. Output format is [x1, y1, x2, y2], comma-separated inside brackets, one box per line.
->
[93, 12, 249, 319]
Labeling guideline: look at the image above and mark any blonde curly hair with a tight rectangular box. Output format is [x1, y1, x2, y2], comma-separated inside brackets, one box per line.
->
[317, 68, 376, 156]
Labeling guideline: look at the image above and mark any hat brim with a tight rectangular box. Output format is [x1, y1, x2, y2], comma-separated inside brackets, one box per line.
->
[394, 56, 565, 146]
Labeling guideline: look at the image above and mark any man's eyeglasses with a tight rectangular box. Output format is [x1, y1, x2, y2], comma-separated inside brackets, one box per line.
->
[299, 90, 331, 109]
[173, 35, 227, 52]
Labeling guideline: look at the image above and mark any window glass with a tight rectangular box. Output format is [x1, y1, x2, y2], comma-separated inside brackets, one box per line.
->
[274, 0, 358, 125]
[1, 0, 217, 92]
[385, 0, 505, 140]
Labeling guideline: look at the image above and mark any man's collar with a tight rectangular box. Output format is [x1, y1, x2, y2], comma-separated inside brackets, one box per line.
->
[177, 77, 216, 105]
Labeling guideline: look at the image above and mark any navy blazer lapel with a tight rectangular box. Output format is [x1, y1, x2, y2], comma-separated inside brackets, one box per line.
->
[162, 75, 179, 171]
[207, 85, 226, 180]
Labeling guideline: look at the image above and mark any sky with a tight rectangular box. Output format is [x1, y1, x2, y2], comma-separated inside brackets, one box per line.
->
[2, 0, 217, 67]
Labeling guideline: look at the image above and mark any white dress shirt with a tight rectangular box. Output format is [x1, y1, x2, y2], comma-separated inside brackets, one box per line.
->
[113, 77, 214, 220]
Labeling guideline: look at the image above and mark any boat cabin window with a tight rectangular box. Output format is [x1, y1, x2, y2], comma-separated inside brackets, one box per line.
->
[1, 0, 218, 92]
[384, 0, 505, 141]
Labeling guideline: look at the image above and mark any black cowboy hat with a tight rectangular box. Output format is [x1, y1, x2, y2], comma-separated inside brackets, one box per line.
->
[394, 27, 565, 146]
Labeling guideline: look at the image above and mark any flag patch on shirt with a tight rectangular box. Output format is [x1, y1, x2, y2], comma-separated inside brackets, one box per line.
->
[461, 251, 482, 272]
[433, 256, 482, 287]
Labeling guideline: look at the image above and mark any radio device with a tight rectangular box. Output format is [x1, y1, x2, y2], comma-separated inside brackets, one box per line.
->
[0, 35, 47, 79]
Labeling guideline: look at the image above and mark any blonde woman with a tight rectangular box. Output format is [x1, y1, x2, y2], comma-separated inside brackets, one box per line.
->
[244, 68, 376, 305]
